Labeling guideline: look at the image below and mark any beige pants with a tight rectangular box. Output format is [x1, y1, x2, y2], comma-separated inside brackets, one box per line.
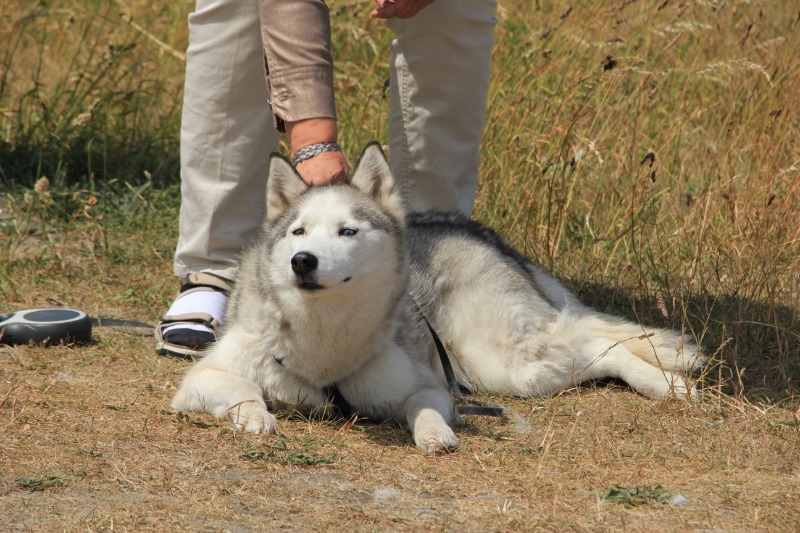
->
[174, 0, 497, 280]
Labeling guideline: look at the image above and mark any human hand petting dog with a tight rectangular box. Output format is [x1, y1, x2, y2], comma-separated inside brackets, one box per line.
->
[295, 151, 349, 186]
[286, 117, 349, 186]
[370, 0, 436, 19]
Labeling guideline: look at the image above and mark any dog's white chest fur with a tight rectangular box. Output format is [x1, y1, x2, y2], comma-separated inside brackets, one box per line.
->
[260, 294, 401, 387]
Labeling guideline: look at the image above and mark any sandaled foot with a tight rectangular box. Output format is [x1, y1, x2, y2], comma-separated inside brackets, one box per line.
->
[155, 272, 231, 358]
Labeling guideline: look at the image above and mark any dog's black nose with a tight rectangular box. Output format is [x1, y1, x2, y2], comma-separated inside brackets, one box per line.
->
[291, 252, 318, 275]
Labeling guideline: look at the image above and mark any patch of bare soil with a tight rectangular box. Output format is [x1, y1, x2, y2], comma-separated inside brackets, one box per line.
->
[1, 327, 798, 532]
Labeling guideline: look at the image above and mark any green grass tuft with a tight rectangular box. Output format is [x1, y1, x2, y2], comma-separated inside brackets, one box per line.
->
[15, 475, 65, 492]
[600, 484, 672, 507]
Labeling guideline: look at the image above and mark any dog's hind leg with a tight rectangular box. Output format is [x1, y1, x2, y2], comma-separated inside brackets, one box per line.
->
[573, 338, 695, 400]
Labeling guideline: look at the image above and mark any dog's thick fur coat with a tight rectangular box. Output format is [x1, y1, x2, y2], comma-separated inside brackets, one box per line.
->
[172, 143, 703, 452]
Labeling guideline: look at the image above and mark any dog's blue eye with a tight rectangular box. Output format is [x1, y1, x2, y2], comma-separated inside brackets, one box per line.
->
[291, 228, 305, 236]
[339, 228, 358, 237]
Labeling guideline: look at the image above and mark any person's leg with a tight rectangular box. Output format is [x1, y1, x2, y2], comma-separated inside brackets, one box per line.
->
[159, 0, 277, 356]
[175, 0, 277, 281]
[387, 0, 497, 216]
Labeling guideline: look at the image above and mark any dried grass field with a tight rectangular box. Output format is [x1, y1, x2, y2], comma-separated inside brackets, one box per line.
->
[2, 1, 799, 531]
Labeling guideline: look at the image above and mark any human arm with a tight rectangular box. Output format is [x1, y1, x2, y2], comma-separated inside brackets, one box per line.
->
[257, 0, 347, 185]
[370, 0, 436, 19]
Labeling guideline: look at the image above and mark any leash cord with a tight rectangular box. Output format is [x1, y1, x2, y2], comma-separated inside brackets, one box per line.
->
[412, 298, 504, 418]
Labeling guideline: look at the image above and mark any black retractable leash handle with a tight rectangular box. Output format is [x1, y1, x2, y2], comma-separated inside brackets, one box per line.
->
[0, 309, 93, 346]
[0, 308, 154, 346]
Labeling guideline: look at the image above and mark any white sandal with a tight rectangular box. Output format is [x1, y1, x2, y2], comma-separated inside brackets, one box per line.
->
[155, 272, 231, 358]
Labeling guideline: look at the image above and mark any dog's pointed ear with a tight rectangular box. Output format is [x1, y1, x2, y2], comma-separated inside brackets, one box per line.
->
[350, 142, 404, 219]
[266, 153, 309, 224]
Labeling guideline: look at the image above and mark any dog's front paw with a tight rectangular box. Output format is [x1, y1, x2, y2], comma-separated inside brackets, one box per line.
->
[414, 423, 459, 454]
[411, 408, 459, 453]
[227, 401, 278, 435]
[406, 391, 459, 453]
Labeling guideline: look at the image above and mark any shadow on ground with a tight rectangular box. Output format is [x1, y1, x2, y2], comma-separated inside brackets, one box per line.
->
[575, 281, 800, 403]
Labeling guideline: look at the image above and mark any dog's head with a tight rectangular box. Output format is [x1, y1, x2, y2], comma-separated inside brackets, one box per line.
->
[264, 143, 406, 295]
[266, 142, 403, 224]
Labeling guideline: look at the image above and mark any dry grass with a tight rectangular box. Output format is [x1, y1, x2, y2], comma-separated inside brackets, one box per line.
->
[477, 0, 800, 403]
[3, 335, 799, 531]
[2, 0, 799, 531]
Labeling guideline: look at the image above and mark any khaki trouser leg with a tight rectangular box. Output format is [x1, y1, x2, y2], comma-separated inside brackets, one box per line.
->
[174, 0, 279, 280]
[388, 0, 497, 216]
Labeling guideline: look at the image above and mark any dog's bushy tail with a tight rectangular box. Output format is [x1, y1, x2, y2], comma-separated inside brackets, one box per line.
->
[580, 312, 704, 374]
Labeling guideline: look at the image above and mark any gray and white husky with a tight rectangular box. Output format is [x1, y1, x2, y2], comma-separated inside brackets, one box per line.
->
[171, 143, 703, 453]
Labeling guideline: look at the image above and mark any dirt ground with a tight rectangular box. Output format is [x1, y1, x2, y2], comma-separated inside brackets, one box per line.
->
[2, 327, 798, 532]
